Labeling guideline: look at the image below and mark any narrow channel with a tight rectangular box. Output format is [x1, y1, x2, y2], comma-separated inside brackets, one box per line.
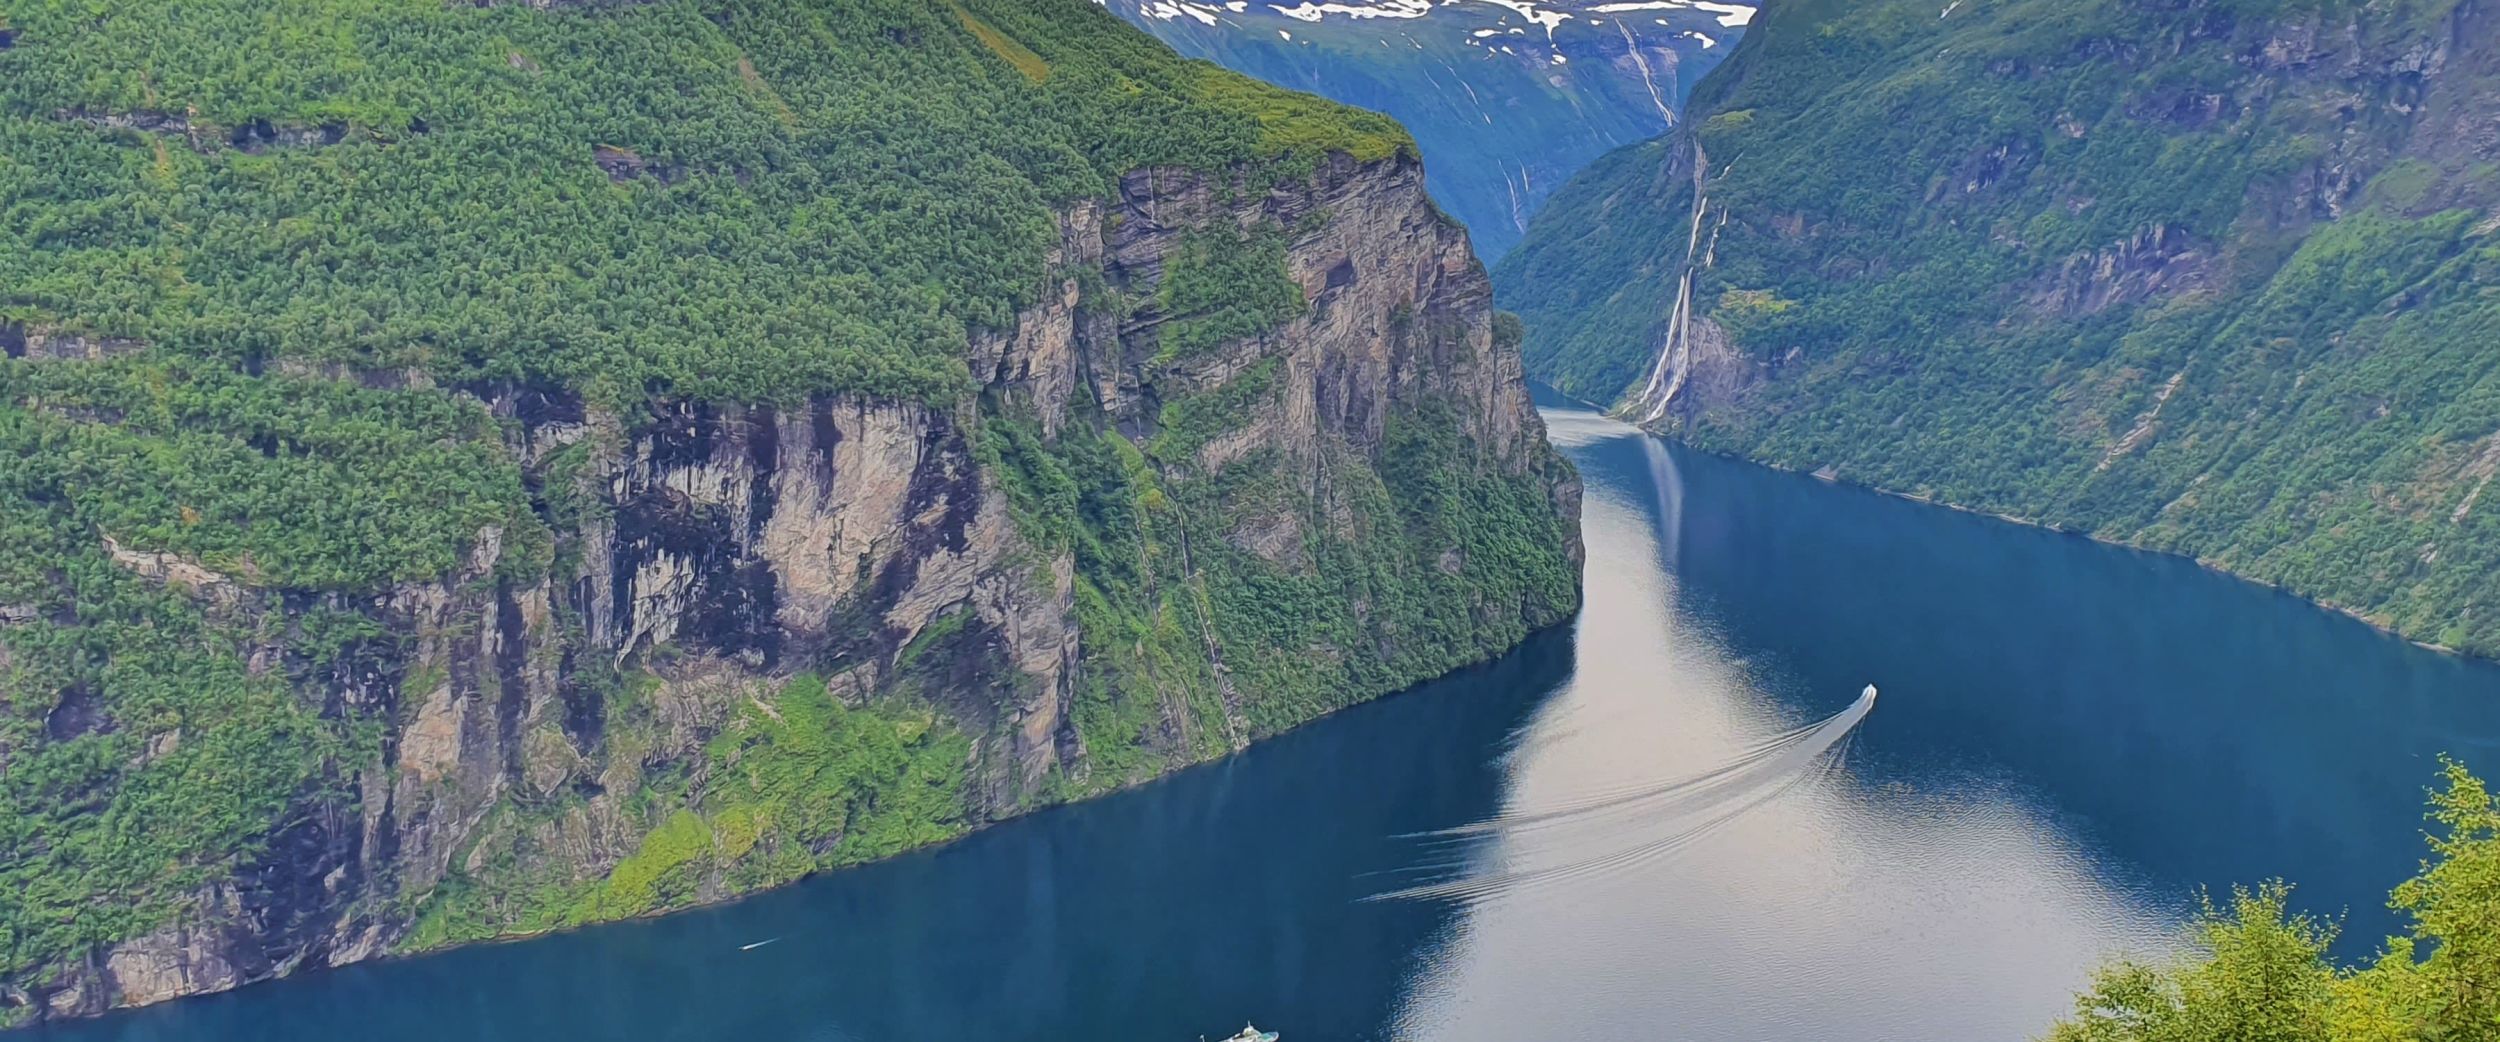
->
[37, 392, 2500, 1042]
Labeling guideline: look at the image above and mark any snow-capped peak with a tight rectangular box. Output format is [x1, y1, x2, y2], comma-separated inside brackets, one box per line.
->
[1099, 0, 1756, 35]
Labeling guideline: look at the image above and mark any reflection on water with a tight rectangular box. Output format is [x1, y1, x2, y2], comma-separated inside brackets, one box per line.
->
[31, 393, 2500, 1042]
[1393, 405, 2168, 1042]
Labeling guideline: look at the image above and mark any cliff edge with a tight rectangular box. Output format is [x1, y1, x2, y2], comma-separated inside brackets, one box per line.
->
[0, 0, 1578, 1023]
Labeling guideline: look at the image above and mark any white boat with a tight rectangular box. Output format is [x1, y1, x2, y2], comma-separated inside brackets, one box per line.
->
[1219, 1025, 1279, 1042]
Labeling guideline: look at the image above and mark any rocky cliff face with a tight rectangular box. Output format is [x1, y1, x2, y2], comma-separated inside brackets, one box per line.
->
[7, 150, 1578, 1023]
[1499, 0, 2500, 655]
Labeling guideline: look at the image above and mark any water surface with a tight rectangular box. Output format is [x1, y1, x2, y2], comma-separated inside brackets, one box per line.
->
[36, 395, 2500, 1041]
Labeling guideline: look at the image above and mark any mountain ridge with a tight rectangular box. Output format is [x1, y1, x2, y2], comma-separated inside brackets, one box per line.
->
[1101, 0, 1754, 257]
[0, 0, 1578, 1023]
[1498, 0, 2500, 655]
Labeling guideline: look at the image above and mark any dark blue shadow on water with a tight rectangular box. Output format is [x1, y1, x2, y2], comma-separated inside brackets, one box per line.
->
[1562, 393, 2500, 951]
[31, 388, 2500, 1041]
[27, 633, 1575, 1042]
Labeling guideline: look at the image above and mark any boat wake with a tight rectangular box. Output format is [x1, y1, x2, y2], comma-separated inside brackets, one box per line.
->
[1369, 686, 1876, 904]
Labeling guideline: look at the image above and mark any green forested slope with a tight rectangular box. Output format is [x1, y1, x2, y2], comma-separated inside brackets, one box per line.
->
[2, 0, 1404, 406]
[1498, 0, 2500, 654]
[0, 0, 1573, 1019]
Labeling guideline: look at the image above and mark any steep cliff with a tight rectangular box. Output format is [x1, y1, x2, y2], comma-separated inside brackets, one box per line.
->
[0, 0, 1578, 1024]
[1499, 0, 2500, 653]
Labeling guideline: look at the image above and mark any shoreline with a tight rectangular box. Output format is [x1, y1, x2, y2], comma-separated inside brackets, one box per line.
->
[1533, 389, 2476, 663]
[17, 611, 1585, 1033]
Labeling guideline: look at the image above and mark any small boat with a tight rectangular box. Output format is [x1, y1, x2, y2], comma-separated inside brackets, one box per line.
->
[1218, 1025, 1279, 1042]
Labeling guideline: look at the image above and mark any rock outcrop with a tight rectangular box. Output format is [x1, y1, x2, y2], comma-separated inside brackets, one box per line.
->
[9, 149, 1579, 1022]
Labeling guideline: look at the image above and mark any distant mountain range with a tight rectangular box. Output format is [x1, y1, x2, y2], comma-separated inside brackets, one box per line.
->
[1100, 0, 1753, 259]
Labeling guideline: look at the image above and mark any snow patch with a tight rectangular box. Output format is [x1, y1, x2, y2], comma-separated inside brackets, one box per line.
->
[1107, 0, 1755, 30]
[1145, 0, 1224, 24]
[1475, 0, 1573, 36]
[1266, 0, 1434, 21]
[1590, 0, 1755, 27]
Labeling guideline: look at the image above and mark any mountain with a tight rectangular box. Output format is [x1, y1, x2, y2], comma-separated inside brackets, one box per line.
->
[1498, 0, 2500, 655]
[0, 0, 1579, 1022]
[1099, 0, 1754, 259]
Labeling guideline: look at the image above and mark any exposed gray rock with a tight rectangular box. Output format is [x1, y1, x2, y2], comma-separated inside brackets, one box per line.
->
[2026, 224, 2214, 318]
[18, 149, 1576, 1021]
[4, 325, 146, 362]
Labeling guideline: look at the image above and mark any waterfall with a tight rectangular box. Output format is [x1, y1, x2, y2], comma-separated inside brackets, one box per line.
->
[1623, 141, 1721, 426]
[1612, 18, 1678, 127]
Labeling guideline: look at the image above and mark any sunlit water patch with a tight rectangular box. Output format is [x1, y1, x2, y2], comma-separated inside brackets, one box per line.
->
[1388, 408, 2170, 1041]
[32, 391, 2500, 1042]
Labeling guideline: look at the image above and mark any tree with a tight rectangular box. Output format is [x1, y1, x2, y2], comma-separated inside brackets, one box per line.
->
[2046, 759, 2500, 1042]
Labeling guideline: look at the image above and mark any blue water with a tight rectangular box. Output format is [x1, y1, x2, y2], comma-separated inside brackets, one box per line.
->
[33, 394, 2500, 1041]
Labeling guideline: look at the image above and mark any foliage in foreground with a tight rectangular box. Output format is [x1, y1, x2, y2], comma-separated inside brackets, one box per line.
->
[2049, 760, 2500, 1042]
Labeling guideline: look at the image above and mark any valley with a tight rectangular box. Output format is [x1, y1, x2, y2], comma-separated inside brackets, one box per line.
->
[1498, 0, 2500, 659]
[0, 0, 1577, 1022]
[11, 0, 2500, 1038]
[1101, 0, 1751, 258]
